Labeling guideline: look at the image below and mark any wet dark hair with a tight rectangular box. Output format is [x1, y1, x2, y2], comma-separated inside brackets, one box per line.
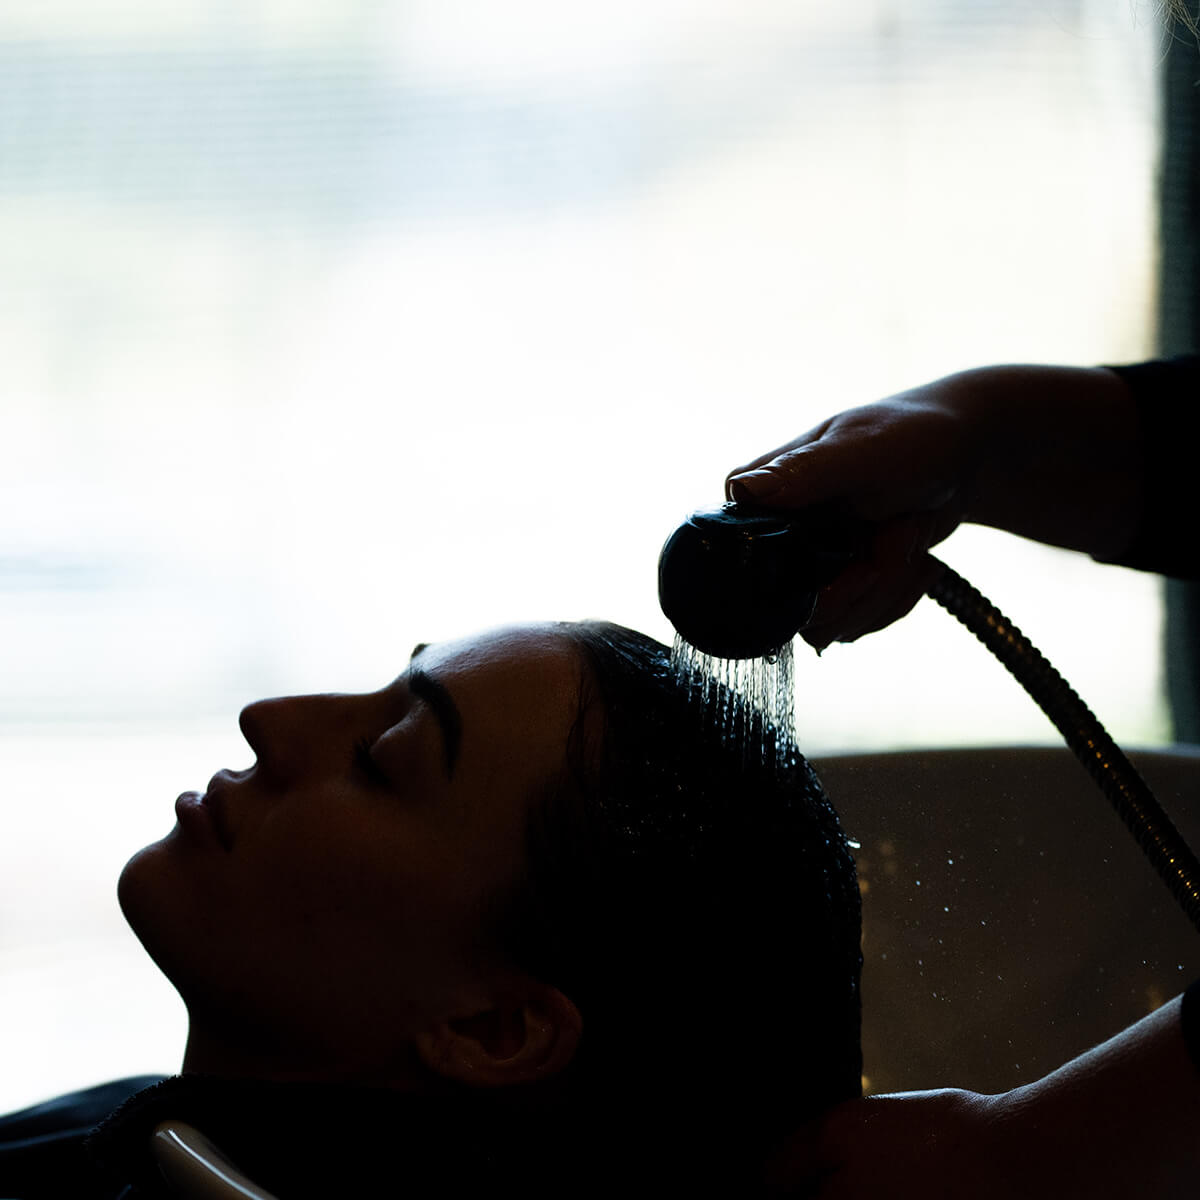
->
[493, 621, 862, 1188]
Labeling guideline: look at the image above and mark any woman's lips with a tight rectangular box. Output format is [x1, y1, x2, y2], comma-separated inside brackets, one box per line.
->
[174, 790, 233, 852]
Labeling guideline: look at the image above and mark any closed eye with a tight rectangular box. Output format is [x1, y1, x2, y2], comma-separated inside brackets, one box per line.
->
[353, 736, 391, 787]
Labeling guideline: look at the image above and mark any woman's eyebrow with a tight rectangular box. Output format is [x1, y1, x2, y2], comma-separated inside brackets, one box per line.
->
[408, 666, 462, 779]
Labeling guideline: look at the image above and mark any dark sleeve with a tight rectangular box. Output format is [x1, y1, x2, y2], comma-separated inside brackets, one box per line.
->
[1103, 356, 1200, 579]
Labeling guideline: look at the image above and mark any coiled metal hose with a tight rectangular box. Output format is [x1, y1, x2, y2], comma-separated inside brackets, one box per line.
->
[927, 555, 1200, 935]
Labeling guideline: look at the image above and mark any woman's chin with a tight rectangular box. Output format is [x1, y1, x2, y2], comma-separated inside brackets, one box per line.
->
[115, 835, 195, 983]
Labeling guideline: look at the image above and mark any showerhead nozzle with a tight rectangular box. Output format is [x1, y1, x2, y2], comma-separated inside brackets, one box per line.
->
[658, 502, 865, 659]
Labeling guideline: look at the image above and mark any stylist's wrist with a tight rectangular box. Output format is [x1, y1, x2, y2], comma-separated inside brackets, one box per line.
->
[957, 365, 1143, 558]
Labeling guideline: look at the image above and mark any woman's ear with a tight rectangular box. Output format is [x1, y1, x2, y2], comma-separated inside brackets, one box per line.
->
[413, 981, 582, 1088]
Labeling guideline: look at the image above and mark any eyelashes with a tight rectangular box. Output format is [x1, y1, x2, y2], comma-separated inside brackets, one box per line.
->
[352, 736, 391, 788]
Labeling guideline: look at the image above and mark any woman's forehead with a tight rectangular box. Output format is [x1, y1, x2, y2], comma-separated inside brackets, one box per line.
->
[411, 624, 586, 763]
[412, 623, 579, 680]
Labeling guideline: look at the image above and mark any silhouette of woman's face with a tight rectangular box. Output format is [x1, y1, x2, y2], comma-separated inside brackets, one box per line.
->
[119, 624, 587, 1082]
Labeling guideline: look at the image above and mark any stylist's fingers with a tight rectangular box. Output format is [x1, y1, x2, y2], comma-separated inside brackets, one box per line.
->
[763, 1096, 899, 1198]
[726, 434, 883, 511]
[725, 420, 833, 503]
[766, 1090, 1000, 1200]
[799, 515, 949, 648]
[761, 1110, 848, 1199]
[802, 557, 937, 651]
[726, 392, 976, 519]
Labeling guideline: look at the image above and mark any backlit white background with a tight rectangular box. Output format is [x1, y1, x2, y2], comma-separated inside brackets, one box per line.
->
[1, 0, 1167, 1110]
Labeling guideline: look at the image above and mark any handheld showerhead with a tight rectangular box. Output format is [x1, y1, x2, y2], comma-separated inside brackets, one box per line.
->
[657, 502, 866, 659]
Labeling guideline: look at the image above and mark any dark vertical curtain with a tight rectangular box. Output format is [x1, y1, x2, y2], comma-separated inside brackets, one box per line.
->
[1160, 31, 1200, 742]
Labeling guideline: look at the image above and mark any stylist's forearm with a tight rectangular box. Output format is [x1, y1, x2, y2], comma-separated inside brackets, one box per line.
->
[957, 364, 1142, 560]
[762, 993, 1200, 1199]
[994, 993, 1200, 1198]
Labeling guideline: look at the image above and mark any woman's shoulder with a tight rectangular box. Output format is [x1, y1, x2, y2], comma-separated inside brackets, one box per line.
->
[0, 1076, 165, 1200]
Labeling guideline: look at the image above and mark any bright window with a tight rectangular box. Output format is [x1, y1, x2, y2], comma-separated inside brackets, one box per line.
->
[1, 0, 1164, 1110]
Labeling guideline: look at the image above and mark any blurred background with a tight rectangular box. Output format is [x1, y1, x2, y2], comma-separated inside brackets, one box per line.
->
[0, 0, 1172, 1111]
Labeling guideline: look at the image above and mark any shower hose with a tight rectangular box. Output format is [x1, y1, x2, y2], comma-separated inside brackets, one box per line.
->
[925, 555, 1200, 936]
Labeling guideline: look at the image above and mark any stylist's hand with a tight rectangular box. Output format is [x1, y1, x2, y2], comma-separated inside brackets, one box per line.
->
[725, 387, 974, 650]
[763, 1090, 1006, 1199]
[725, 364, 1139, 650]
[765, 997, 1200, 1199]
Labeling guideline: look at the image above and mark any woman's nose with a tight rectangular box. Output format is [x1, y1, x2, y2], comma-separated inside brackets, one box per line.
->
[237, 695, 310, 777]
[237, 693, 356, 781]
